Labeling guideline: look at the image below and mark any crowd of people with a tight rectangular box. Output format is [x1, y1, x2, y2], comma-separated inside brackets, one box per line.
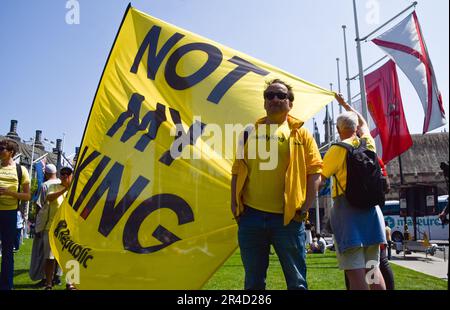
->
[0, 78, 441, 290]
[0, 138, 74, 290]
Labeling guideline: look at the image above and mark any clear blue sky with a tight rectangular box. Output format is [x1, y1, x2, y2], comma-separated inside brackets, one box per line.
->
[1, 0, 448, 156]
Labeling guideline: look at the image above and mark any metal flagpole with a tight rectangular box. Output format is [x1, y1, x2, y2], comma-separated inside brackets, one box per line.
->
[315, 193, 320, 234]
[329, 83, 335, 142]
[23, 139, 36, 239]
[342, 25, 352, 105]
[352, 0, 368, 120]
[336, 58, 342, 114]
[360, 1, 418, 42]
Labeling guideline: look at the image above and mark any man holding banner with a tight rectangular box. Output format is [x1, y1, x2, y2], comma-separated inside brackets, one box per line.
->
[231, 79, 322, 290]
[48, 5, 334, 289]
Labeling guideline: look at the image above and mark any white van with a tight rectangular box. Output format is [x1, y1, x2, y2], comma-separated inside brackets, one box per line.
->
[382, 195, 448, 242]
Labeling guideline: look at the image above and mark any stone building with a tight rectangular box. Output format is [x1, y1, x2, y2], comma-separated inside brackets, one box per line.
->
[385, 132, 449, 199]
[1, 120, 61, 173]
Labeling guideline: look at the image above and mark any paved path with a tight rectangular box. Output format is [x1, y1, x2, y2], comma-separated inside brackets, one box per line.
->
[389, 247, 449, 281]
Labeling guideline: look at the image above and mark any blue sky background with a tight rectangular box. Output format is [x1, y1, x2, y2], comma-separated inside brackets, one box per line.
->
[0, 0, 448, 156]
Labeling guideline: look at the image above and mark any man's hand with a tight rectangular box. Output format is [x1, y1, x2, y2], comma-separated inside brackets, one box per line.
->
[61, 179, 71, 189]
[335, 93, 350, 110]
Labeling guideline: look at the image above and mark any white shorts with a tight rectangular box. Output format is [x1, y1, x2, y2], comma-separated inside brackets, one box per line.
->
[335, 243, 380, 270]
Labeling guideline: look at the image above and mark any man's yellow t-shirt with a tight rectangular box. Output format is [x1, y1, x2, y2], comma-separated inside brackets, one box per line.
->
[242, 121, 290, 214]
[0, 164, 30, 211]
[322, 134, 376, 198]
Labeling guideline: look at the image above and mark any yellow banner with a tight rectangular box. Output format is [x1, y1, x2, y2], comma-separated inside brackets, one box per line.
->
[49, 5, 334, 289]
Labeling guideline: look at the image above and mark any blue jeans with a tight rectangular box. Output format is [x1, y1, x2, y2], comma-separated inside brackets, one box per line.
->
[0, 210, 17, 290]
[238, 207, 307, 290]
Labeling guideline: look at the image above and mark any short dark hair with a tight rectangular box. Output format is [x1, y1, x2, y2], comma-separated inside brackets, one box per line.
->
[0, 139, 19, 156]
[60, 166, 73, 175]
[264, 79, 294, 102]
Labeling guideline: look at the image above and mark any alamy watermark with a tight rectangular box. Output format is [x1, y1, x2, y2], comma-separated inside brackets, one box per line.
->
[365, 0, 380, 25]
[365, 259, 381, 285]
[65, 260, 81, 284]
[66, 0, 80, 25]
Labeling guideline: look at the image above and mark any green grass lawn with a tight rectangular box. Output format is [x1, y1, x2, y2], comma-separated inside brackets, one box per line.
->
[12, 238, 447, 290]
[204, 249, 448, 290]
[13, 238, 67, 290]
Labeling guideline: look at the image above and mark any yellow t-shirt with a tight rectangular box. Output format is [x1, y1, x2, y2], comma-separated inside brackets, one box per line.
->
[322, 134, 375, 198]
[0, 164, 30, 211]
[242, 121, 290, 214]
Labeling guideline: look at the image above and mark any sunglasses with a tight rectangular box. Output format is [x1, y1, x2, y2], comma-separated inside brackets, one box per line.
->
[264, 92, 288, 100]
[0, 146, 7, 152]
[60, 173, 71, 177]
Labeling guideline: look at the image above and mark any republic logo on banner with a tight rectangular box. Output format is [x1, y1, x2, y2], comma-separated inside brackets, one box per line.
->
[49, 4, 334, 289]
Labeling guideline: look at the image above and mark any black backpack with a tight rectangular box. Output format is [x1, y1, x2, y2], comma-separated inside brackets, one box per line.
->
[333, 139, 385, 210]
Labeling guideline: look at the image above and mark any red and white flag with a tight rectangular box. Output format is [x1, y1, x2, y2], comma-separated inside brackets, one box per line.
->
[372, 11, 446, 133]
[364, 60, 412, 163]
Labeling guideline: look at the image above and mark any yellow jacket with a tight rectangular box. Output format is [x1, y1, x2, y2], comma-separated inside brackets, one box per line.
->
[231, 115, 323, 225]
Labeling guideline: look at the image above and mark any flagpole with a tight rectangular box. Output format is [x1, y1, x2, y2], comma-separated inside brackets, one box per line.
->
[398, 155, 405, 185]
[330, 83, 335, 141]
[398, 153, 407, 243]
[360, 1, 418, 42]
[336, 58, 342, 114]
[352, 0, 368, 120]
[23, 138, 36, 239]
[315, 192, 320, 234]
[342, 25, 352, 105]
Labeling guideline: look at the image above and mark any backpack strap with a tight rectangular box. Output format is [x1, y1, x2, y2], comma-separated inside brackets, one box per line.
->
[16, 164, 23, 209]
[332, 138, 367, 152]
[16, 164, 23, 193]
[331, 141, 358, 197]
[332, 141, 353, 152]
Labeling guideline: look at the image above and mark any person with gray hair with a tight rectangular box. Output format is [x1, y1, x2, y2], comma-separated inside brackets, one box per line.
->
[336, 111, 359, 132]
[320, 94, 386, 290]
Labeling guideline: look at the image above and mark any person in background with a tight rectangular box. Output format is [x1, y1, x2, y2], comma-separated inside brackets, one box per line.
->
[305, 220, 313, 252]
[0, 139, 31, 290]
[321, 95, 386, 290]
[384, 221, 392, 260]
[40, 166, 73, 290]
[13, 210, 24, 252]
[309, 233, 327, 254]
